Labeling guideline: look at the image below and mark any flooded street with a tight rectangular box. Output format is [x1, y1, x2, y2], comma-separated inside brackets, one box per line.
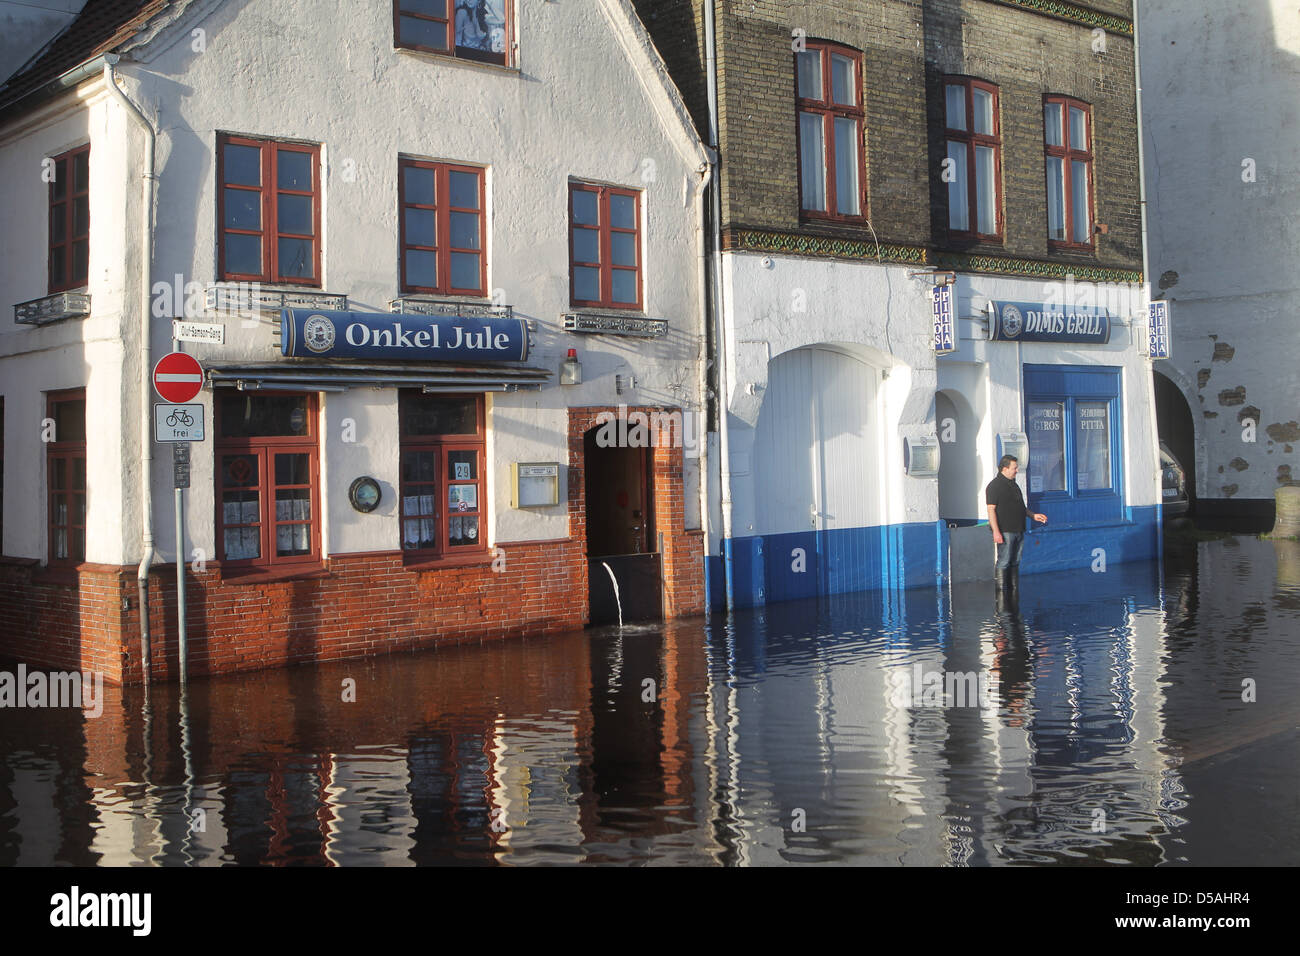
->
[2, 535, 1297, 866]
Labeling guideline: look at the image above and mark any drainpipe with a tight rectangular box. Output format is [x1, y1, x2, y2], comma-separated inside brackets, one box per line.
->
[694, 157, 714, 613]
[703, 0, 735, 610]
[104, 58, 158, 684]
[1132, 7, 1163, 553]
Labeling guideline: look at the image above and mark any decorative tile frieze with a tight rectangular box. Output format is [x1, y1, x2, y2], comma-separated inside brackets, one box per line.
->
[934, 252, 1142, 284]
[989, 0, 1133, 36]
[724, 229, 1142, 284]
[727, 229, 929, 265]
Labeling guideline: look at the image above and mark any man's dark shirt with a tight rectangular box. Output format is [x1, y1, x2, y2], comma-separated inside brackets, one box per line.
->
[986, 473, 1027, 533]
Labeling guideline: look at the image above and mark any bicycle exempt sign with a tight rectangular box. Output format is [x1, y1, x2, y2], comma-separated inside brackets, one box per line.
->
[154, 403, 205, 442]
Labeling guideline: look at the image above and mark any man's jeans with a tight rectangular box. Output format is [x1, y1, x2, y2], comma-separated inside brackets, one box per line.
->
[995, 531, 1025, 571]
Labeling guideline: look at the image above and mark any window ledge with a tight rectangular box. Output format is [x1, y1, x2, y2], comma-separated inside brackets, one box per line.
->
[28, 563, 85, 586]
[402, 551, 494, 572]
[217, 564, 331, 586]
[395, 46, 519, 77]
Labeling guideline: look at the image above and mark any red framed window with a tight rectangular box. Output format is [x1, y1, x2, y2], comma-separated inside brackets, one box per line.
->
[569, 183, 642, 310]
[943, 77, 1002, 240]
[46, 389, 87, 566]
[394, 0, 511, 66]
[218, 134, 321, 285]
[215, 392, 320, 569]
[48, 144, 90, 293]
[399, 392, 486, 560]
[794, 41, 865, 219]
[1045, 96, 1094, 249]
[399, 159, 486, 295]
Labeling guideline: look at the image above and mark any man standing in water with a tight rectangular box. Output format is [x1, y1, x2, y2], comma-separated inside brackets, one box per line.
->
[986, 455, 1048, 588]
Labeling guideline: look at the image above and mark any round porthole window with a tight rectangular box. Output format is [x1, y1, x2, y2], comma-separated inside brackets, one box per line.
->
[348, 476, 381, 513]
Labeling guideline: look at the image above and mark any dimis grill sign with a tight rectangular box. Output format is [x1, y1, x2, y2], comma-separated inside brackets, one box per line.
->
[990, 301, 1110, 345]
[281, 309, 529, 362]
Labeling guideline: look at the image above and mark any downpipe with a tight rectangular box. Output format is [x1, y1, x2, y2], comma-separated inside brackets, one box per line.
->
[104, 59, 158, 687]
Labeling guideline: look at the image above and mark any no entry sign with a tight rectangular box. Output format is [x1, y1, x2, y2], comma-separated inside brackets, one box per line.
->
[153, 352, 204, 403]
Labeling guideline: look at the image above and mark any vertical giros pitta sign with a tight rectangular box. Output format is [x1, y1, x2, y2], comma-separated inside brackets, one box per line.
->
[280, 309, 529, 362]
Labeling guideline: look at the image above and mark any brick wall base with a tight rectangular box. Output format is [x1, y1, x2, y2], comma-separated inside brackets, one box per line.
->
[0, 406, 706, 685]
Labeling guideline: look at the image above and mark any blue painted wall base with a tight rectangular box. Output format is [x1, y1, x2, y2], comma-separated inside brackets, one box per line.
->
[704, 507, 1159, 610]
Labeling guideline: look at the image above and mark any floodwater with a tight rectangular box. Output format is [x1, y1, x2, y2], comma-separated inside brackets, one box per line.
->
[2, 535, 1297, 866]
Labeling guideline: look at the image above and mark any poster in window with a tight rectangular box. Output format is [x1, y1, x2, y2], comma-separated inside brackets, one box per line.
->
[1026, 401, 1065, 492]
[1075, 402, 1111, 491]
[449, 484, 477, 512]
[455, 0, 506, 54]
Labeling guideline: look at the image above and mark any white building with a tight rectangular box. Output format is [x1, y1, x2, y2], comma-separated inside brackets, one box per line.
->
[0, 0, 710, 682]
[1138, 0, 1300, 526]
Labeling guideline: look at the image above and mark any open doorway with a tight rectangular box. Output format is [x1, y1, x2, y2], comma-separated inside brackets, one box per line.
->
[937, 389, 980, 523]
[584, 428, 662, 624]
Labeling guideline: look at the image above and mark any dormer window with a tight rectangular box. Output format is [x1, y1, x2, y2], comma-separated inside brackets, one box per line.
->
[395, 0, 511, 66]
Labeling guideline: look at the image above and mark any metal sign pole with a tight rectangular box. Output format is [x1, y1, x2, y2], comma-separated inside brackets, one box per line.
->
[173, 334, 188, 687]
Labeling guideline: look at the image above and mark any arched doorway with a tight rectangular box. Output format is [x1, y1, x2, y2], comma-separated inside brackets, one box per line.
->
[936, 389, 979, 522]
[1153, 369, 1196, 510]
[752, 345, 883, 598]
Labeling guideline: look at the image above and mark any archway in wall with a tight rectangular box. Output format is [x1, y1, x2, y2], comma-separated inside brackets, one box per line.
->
[936, 389, 979, 523]
[1153, 370, 1196, 509]
[753, 345, 883, 538]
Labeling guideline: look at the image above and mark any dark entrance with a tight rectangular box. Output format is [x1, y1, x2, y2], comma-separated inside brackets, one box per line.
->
[584, 427, 662, 625]
[1154, 370, 1196, 512]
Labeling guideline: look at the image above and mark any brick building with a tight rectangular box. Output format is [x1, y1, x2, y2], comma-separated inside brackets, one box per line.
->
[634, 0, 1162, 604]
[0, 0, 709, 683]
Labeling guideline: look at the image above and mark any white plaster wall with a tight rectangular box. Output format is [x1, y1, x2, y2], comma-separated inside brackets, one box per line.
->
[720, 252, 938, 536]
[1139, 0, 1300, 500]
[1, 0, 707, 562]
[940, 273, 1160, 513]
[0, 89, 133, 562]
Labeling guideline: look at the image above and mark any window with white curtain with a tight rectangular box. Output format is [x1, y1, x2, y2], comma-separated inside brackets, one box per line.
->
[796, 42, 864, 219]
[1044, 96, 1093, 247]
[943, 77, 1001, 240]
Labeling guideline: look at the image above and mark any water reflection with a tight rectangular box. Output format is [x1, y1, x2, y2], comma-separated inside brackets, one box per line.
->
[1, 537, 1297, 866]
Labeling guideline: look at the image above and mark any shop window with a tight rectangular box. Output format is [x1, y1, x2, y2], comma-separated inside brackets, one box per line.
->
[46, 389, 86, 566]
[218, 134, 321, 285]
[569, 182, 642, 310]
[399, 391, 486, 560]
[48, 144, 90, 293]
[399, 159, 486, 295]
[394, 0, 510, 66]
[1044, 96, 1093, 248]
[795, 41, 865, 219]
[1024, 365, 1122, 525]
[215, 392, 320, 569]
[943, 77, 1001, 240]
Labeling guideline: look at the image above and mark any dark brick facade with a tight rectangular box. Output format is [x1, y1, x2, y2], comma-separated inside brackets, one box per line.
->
[633, 0, 1141, 273]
